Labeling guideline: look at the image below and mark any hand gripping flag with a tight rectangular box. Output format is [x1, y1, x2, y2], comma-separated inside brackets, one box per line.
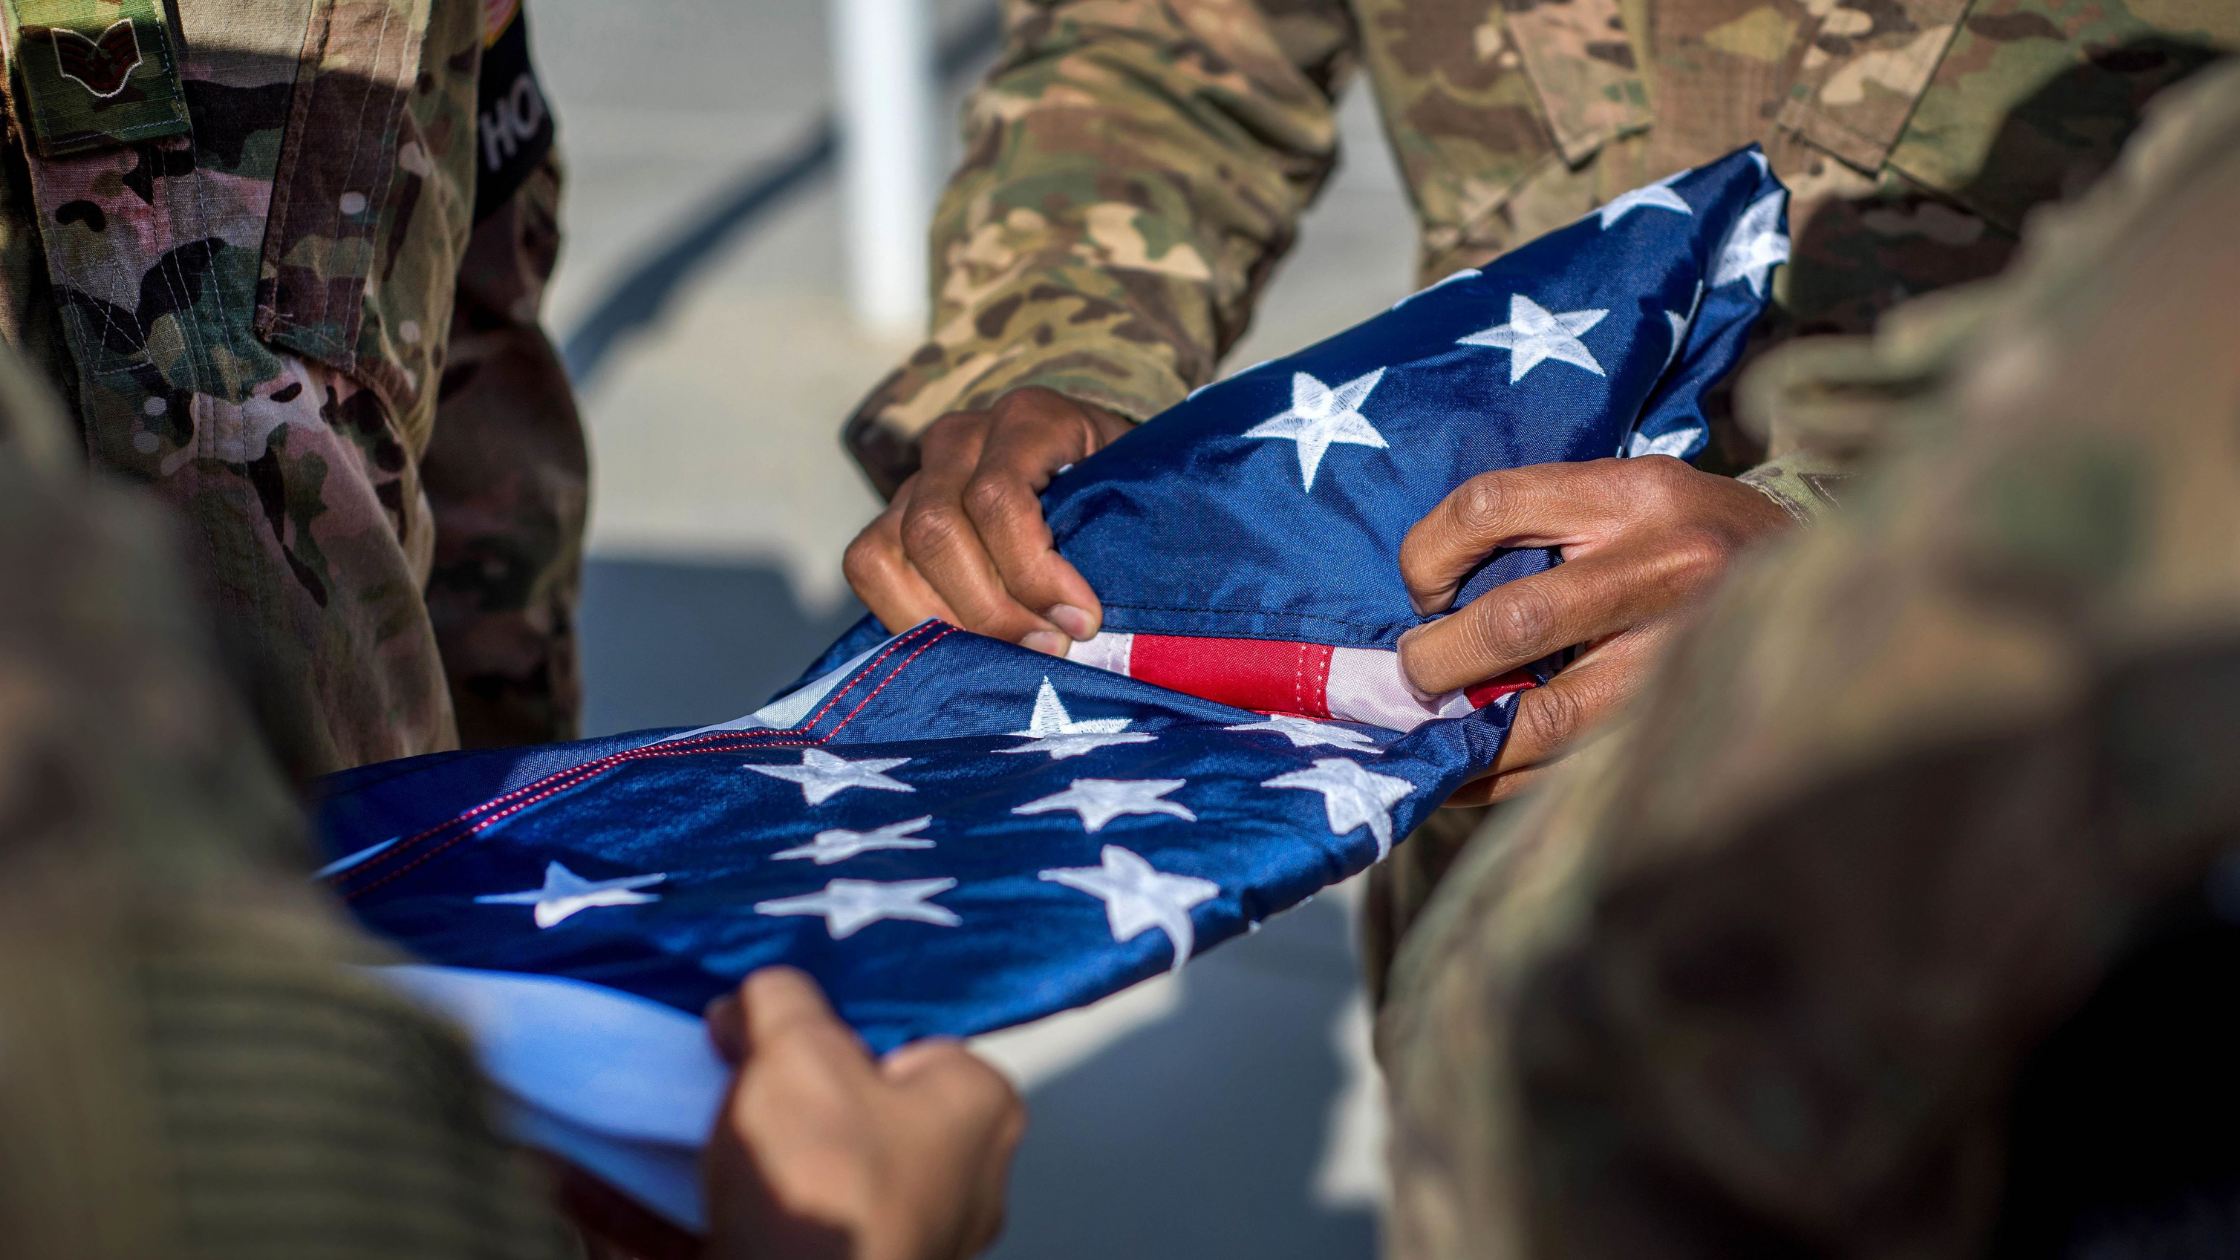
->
[318, 147, 1788, 1228]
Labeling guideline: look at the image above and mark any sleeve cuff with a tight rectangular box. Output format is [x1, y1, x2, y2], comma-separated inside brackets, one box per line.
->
[1736, 448, 1855, 523]
[843, 339, 1188, 498]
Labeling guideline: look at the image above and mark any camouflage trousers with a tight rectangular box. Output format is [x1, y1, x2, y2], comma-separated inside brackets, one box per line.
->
[1361, 804, 1486, 1009]
[0, 0, 587, 782]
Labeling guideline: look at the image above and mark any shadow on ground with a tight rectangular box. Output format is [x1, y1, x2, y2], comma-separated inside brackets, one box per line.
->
[990, 896, 1378, 1260]
[578, 556, 866, 736]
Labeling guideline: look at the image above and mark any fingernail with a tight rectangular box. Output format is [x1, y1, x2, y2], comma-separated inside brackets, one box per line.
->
[1023, 630, 1069, 657]
[1394, 628, 1441, 705]
[1046, 604, 1096, 640]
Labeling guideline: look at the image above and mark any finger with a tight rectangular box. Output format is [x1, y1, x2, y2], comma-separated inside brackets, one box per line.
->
[1400, 460, 1647, 614]
[844, 482, 963, 633]
[900, 416, 1069, 652]
[958, 1103, 1023, 1260]
[705, 993, 744, 1063]
[889, 1045, 1024, 1259]
[1398, 542, 1702, 697]
[736, 967, 867, 1066]
[881, 1041, 1024, 1163]
[1490, 625, 1675, 774]
[880, 1035, 976, 1082]
[882, 1040, 1018, 1110]
[963, 395, 1108, 638]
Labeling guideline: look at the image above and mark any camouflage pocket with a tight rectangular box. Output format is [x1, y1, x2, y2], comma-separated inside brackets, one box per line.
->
[0, 0, 194, 156]
[254, 0, 477, 458]
[1498, 0, 1651, 166]
[1878, 1, 2238, 234]
[1772, 0, 1970, 176]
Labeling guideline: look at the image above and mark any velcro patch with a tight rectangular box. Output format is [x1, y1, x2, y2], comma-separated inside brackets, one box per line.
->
[473, 0, 552, 221]
[1, 0, 191, 156]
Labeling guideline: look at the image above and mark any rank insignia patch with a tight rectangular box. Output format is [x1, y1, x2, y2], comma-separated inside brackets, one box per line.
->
[1, 0, 191, 156]
[50, 18, 139, 97]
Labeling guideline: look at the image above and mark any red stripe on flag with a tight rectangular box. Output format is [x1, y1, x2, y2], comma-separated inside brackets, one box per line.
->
[1129, 634, 1335, 718]
[1465, 667, 1537, 708]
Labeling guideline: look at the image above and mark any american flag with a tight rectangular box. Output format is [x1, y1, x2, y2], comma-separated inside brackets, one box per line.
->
[319, 146, 1787, 1227]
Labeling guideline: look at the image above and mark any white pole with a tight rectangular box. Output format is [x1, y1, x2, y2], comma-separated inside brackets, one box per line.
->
[832, 0, 936, 337]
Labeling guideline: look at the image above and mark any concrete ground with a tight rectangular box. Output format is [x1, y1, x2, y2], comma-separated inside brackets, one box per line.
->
[532, 2, 1420, 1252]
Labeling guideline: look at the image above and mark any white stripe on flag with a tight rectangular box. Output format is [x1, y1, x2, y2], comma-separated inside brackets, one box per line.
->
[1326, 647, 1472, 731]
[1066, 631, 1134, 676]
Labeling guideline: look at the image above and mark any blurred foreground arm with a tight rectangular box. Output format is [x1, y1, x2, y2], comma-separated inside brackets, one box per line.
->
[0, 345, 574, 1259]
[0, 333, 1007, 1260]
[1379, 63, 2240, 1260]
[704, 968, 1025, 1260]
[841, 0, 1361, 497]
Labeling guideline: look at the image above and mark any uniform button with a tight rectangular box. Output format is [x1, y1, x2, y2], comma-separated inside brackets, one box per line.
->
[340, 191, 369, 215]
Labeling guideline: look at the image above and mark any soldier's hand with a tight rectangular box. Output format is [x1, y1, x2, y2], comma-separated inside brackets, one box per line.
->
[844, 388, 1134, 655]
[1399, 457, 1792, 806]
[702, 967, 1025, 1260]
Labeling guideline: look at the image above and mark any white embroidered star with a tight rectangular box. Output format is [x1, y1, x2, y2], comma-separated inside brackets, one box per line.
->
[773, 816, 936, 865]
[1627, 425, 1705, 459]
[1224, 713, 1380, 752]
[1597, 174, 1692, 228]
[1710, 191, 1790, 297]
[474, 860, 665, 929]
[1243, 368, 1389, 491]
[1040, 845, 1221, 974]
[1014, 778, 1197, 831]
[1458, 295, 1609, 383]
[754, 877, 961, 939]
[998, 678, 1156, 760]
[747, 748, 913, 805]
[1662, 309, 1692, 373]
[1262, 757, 1417, 860]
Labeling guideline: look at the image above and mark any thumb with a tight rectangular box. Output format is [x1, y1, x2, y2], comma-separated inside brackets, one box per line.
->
[734, 967, 874, 1069]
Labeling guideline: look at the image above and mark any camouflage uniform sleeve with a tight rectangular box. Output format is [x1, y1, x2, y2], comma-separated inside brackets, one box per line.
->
[1378, 62, 2240, 1260]
[1731, 282, 2007, 522]
[842, 0, 1362, 496]
[1727, 336, 1895, 524]
[1733, 448, 1849, 521]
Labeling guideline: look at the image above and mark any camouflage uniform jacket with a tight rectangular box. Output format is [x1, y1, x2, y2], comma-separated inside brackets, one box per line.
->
[843, 0, 2236, 511]
[0, 0, 586, 781]
[1378, 61, 2240, 1259]
[0, 327, 569, 1257]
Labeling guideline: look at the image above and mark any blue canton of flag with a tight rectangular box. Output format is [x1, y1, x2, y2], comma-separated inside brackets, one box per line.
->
[317, 147, 1788, 1229]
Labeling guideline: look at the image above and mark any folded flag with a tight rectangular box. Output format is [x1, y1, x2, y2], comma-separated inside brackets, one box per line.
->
[797, 145, 1788, 724]
[318, 147, 1787, 1226]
